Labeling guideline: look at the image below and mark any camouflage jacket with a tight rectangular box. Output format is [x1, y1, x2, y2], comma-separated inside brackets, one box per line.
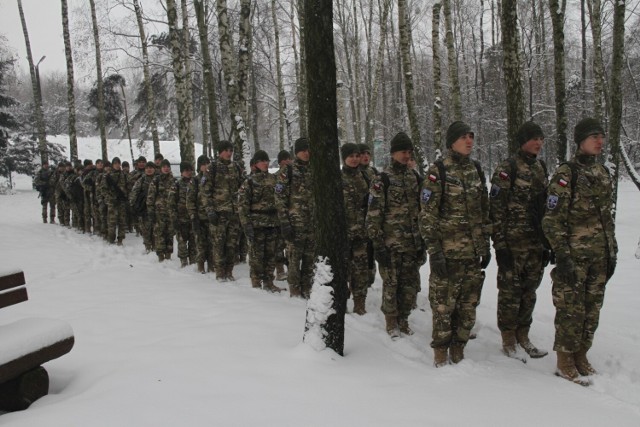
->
[238, 170, 278, 229]
[175, 176, 195, 223]
[490, 149, 548, 251]
[146, 172, 177, 219]
[342, 165, 369, 243]
[186, 172, 207, 221]
[201, 158, 243, 216]
[419, 151, 490, 259]
[95, 171, 106, 205]
[274, 158, 314, 229]
[129, 174, 154, 216]
[34, 167, 52, 191]
[366, 161, 422, 253]
[102, 169, 128, 205]
[542, 151, 617, 260]
[360, 164, 379, 183]
[55, 170, 72, 201]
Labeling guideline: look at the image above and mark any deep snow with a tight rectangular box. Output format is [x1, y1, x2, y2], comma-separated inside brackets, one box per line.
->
[0, 139, 639, 426]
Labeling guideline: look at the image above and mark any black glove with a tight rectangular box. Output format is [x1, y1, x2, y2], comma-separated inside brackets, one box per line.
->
[555, 253, 576, 283]
[429, 251, 447, 277]
[281, 222, 294, 241]
[191, 217, 200, 232]
[147, 212, 156, 224]
[417, 249, 427, 266]
[375, 247, 392, 268]
[495, 248, 514, 270]
[607, 255, 617, 280]
[542, 249, 551, 267]
[207, 211, 218, 225]
[244, 224, 255, 243]
[480, 252, 492, 269]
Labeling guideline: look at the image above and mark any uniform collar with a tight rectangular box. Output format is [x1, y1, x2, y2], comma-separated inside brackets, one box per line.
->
[391, 161, 408, 173]
[342, 164, 359, 175]
[517, 149, 537, 165]
[574, 149, 596, 166]
[448, 150, 471, 164]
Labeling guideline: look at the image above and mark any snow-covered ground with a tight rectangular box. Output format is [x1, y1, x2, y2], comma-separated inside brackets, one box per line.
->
[1, 139, 640, 425]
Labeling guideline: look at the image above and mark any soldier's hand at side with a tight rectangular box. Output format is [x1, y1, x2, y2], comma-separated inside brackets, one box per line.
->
[555, 254, 576, 283]
[147, 212, 156, 224]
[207, 211, 218, 225]
[541, 249, 551, 267]
[480, 252, 492, 269]
[375, 247, 391, 268]
[281, 222, 294, 241]
[429, 251, 447, 277]
[495, 248, 513, 270]
[606, 255, 616, 280]
[244, 224, 255, 243]
[191, 217, 199, 232]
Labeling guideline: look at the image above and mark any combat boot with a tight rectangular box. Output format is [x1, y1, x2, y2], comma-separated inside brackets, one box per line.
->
[165, 253, 172, 260]
[352, 297, 366, 315]
[433, 347, 448, 368]
[289, 286, 302, 298]
[398, 317, 414, 335]
[50, 217, 55, 224]
[574, 349, 597, 376]
[450, 343, 465, 364]
[197, 261, 206, 274]
[516, 327, 548, 358]
[275, 263, 287, 281]
[263, 280, 284, 293]
[501, 330, 517, 357]
[251, 278, 262, 288]
[226, 266, 236, 281]
[556, 351, 590, 386]
[158, 253, 165, 262]
[385, 315, 400, 339]
[42, 216, 47, 224]
[180, 258, 188, 268]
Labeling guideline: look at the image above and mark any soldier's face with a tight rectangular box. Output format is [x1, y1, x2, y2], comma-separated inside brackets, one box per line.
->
[113, 163, 122, 171]
[451, 133, 474, 156]
[279, 159, 292, 167]
[137, 161, 146, 169]
[580, 133, 605, 155]
[522, 136, 544, 155]
[255, 160, 269, 172]
[182, 169, 193, 178]
[145, 166, 155, 176]
[161, 165, 171, 174]
[360, 152, 371, 165]
[296, 149, 310, 162]
[219, 149, 233, 161]
[200, 163, 209, 173]
[391, 149, 412, 165]
[96, 163, 103, 171]
[344, 153, 360, 168]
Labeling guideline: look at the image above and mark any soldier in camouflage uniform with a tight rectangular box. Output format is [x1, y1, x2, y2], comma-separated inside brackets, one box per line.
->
[542, 118, 617, 385]
[147, 159, 177, 261]
[273, 150, 292, 281]
[419, 121, 491, 366]
[490, 121, 550, 359]
[130, 156, 147, 235]
[96, 160, 110, 239]
[202, 141, 244, 280]
[275, 138, 315, 298]
[366, 132, 423, 337]
[187, 155, 214, 273]
[80, 159, 96, 233]
[103, 157, 128, 245]
[54, 162, 69, 226]
[129, 161, 156, 252]
[69, 163, 86, 231]
[34, 161, 55, 223]
[238, 150, 283, 292]
[122, 161, 134, 232]
[341, 143, 370, 314]
[175, 161, 197, 267]
[358, 143, 378, 288]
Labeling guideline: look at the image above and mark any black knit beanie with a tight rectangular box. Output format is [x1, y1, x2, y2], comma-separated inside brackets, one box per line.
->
[197, 155, 210, 169]
[446, 121, 473, 148]
[358, 143, 372, 154]
[390, 132, 413, 153]
[217, 140, 234, 153]
[574, 118, 605, 145]
[341, 143, 360, 161]
[517, 121, 544, 146]
[277, 150, 291, 164]
[180, 161, 193, 173]
[294, 137, 309, 154]
[252, 150, 270, 163]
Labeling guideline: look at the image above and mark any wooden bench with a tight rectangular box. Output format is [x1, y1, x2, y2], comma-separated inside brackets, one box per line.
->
[0, 270, 75, 411]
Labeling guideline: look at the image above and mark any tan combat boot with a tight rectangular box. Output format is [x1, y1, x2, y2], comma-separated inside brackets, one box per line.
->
[251, 278, 262, 288]
[450, 343, 465, 364]
[433, 347, 448, 367]
[385, 315, 400, 338]
[352, 297, 366, 315]
[574, 349, 597, 376]
[263, 280, 283, 293]
[556, 351, 590, 386]
[275, 263, 287, 281]
[516, 327, 548, 358]
[501, 330, 517, 357]
[398, 317, 414, 335]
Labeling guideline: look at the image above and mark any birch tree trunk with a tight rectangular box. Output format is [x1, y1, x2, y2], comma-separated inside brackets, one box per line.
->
[180, 0, 195, 161]
[194, 0, 221, 154]
[303, 0, 348, 356]
[336, 0, 361, 144]
[587, 0, 605, 121]
[398, 0, 425, 174]
[432, 2, 443, 154]
[501, 0, 525, 154]
[608, 0, 625, 215]
[89, 0, 108, 161]
[296, 0, 308, 137]
[60, 0, 77, 162]
[133, 0, 161, 156]
[443, 0, 461, 120]
[271, 0, 286, 151]
[17, 0, 47, 164]
[549, 0, 568, 163]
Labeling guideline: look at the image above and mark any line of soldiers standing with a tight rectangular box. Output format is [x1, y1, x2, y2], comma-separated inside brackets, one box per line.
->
[34, 117, 616, 384]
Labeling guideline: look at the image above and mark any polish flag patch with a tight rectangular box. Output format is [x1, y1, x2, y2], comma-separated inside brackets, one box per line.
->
[428, 174, 438, 183]
[499, 171, 509, 180]
[558, 178, 568, 187]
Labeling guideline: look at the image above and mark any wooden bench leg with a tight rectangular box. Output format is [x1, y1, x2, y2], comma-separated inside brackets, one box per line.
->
[0, 366, 49, 411]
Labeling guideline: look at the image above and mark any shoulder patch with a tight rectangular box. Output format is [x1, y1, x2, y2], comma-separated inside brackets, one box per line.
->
[499, 171, 509, 180]
[428, 174, 438, 183]
[200, 176, 207, 185]
[421, 188, 432, 203]
[558, 178, 568, 187]
[490, 184, 501, 198]
[547, 195, 559, 210]
[275, 183, 285, 194]
[372, 182, 382, 192]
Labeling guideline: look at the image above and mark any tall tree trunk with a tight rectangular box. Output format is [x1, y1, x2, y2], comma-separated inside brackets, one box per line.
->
[549, 0, 568, 163]
[181, 0, 195, 160]
[194, 0, 221, 154]
[296, 0, 309, 137]
[432, 2, 443, 154]
[60, 0, 77, 162]
[336, 0, 361, 144]
[89, 0, 108, 161]
[18, 0, 47, 164]
[501, 0, 525, 154]
[580, 0, 587, 116]
[271, 0, 286, 151]
[398, 0, 425, 174]
[303, 0, 348, 357]
[587, 0, 605, 121]
[443, 0, 461, 120]
[608, 0, 625, 216]
[133, 0, 161, 156]
[119, 84, 135, 163]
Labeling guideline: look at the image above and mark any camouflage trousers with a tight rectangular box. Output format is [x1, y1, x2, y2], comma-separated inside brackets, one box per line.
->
[107, 201, 127, 243]
[138, 215, 154, 252]
[41, 197, 55, 222]
[366, 241, 376, 287]
[92, 201, 103, 236]
[71, 201, 85, 231]
[497, 249, 545, 333]
[552, 257, 608, 353]
[429, 258, 484, 348]
[287, 232, 316, 297]
[379, 251, 420, 317]
[249, 227, 278, 282]
[83, 193, 94, 233]
[57, 198, 70, 226]
[153, 215, 174, 256]
[348, 239, 370, 299]
[193, 218, 213, 264]
[176, 221, 196, 261]
[98, 202, 108, 238]
[275, 232, 286, 265]
[209, 213, 240, 272]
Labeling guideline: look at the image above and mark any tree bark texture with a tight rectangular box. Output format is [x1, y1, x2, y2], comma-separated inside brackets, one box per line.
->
[432, 2, 443, 154]
[443, 0, 462, 121]
[501, 0, 525, 154]
[587, 0, 605, 121]
[271, 0, 287, 151]
[89, 0, 108, 161]
[296, 0, 309, 137]
[549, 0, 568, 163]
[60, 0, 77, 162]
[608, 0, 625, 215]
